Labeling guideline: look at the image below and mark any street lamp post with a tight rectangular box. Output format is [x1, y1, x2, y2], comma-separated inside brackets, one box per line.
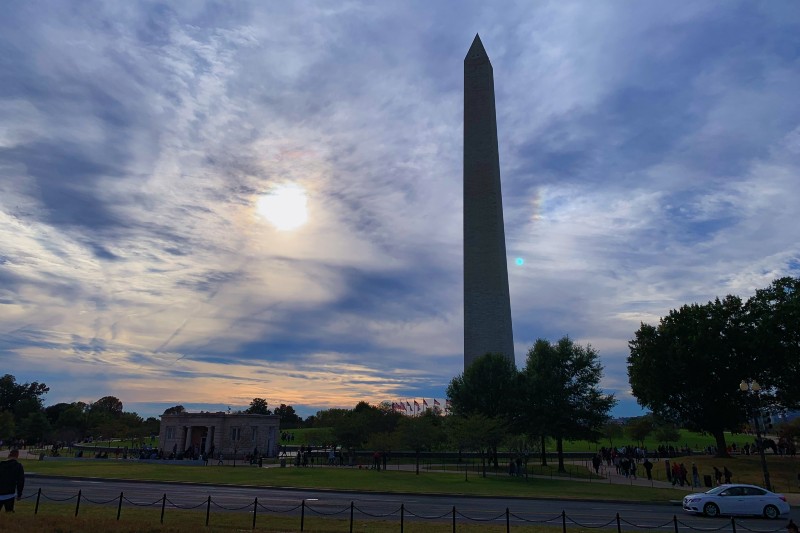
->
[739, 380, 771, 491]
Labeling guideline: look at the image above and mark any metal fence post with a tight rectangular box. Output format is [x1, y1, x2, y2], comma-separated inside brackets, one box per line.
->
[75, 489, 81, 517]
[452, 505, 456, 533]
[160, 494, 166, 524]
[562, 510, 567, 533]
[205, 495, 211, 526]
[349, 501, 354, 533]
[731, 517, 736, 533]
[301, 499, 305, 532]
[673, 514, 679, 533]
[401, 503, 404, 533]
[117, 491, 123, 520]
[616, 512, 621, 533]
[252, 497, 258, 530]
[34, 488, 41, 515]
[506, 507, 510, 533]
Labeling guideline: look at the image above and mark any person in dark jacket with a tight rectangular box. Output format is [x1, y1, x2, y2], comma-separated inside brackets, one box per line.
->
[0, 449, 25, 512]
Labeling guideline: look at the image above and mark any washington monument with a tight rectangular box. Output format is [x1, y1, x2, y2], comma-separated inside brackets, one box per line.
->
[463, 34, 515, 369]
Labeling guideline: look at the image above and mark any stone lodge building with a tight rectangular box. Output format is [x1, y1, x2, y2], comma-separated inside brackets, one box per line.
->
[159, 412, 280, 458]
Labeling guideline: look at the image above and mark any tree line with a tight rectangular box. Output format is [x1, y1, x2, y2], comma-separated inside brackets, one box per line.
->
[291, 337, 615, 476]
[0, 376, 158, 446]
[0, 379, 307, 446]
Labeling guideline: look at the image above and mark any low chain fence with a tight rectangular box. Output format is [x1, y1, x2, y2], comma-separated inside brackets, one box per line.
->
[18, 487, 790, 532]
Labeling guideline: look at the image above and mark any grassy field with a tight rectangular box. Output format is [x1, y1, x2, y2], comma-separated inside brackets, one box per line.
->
[23, 458, 688, 502]
[67, 427, 762, 456]
[276, 427, 761, 454]
[636, 454, 800, 494]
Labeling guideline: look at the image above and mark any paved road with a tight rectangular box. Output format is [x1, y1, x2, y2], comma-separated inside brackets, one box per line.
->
[25, 475, 797, 531]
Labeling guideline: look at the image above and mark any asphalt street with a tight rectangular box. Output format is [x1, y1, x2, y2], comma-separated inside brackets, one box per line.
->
[24, 475, 798, 531]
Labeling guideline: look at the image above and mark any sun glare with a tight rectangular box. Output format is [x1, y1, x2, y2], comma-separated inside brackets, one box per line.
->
[256, 183, 308, 231]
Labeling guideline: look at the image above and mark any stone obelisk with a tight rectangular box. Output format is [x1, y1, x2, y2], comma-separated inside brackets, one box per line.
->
[464, 34, 515, 370]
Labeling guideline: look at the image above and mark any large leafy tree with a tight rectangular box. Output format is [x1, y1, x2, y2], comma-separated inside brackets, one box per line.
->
[0, 410, 15, 441]
[628, 296, 753, 457]
[273, 404, 300, 427]
[522, 337, 616, 472]
[90, 396, 124, 416]
[333, 402, 401, 454]
[601, 421, 624, 448]
[396, 411, 445, 474]
[447, 353, 519, 419]
[245, 398, 271, 415]
[744, 277, 800, 408]
[626, 415, 654, 447]
[0, 374, 49, 422]
[446, 353, 519, 468]
[19, 411, 52, 442]
[446, 413, 507, 479]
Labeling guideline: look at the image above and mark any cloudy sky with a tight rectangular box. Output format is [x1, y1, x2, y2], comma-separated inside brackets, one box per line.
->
[2, 1, 799, 419]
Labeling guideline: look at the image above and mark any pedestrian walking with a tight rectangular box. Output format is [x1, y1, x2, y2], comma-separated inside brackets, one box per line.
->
[691, 463, 700, 487]
[0, 449, 25, 513]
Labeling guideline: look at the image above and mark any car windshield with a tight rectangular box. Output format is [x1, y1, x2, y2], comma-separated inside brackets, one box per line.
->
[705, 486, 727, 495]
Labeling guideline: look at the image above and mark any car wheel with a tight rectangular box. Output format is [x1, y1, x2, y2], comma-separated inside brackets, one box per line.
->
[763, 505, 779, 519]
[703, 503, 720, 517]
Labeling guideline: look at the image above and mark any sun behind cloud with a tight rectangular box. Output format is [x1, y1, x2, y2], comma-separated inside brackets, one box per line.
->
[256, 183, 309, 231]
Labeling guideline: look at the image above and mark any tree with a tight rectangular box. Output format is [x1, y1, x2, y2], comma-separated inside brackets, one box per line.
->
[447, 353, 519, 468]
[521, 337, 616, 472]
[653, 421, 681, 444]
[53, 402, 88, 441]
[744, 277, 800, 408]
[0, 410, 15, 440]
[396, 411, 445, 474]
[626, 416, 655, 447]
[90, 396, 124, 417]
[446, 414, 506, 479]
[163, 405, 186, 415]
[19, 411, 52, 443]
[332, 402, 402, 458]
[628, 296, 753, 457]
[447, 353, 519, 419]
[0, 374, 49, 421]
[246, 398, 271, 415]
[601, 421, 624, 448]
[274, 404, 300, 427]
[312, 408, 349, 428]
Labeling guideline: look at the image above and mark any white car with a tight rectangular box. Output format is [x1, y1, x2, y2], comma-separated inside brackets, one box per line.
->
[683, 484, 790, 519]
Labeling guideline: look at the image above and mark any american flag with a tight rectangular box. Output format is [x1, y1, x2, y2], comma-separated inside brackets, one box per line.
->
[434, 399, 441, 406]
[423, 398, 428, 407]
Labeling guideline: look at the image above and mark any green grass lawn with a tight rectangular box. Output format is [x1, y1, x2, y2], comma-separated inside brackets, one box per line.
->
[23, 458, 687, 502]
[278, 426, 760, 455]
[64, 427, 760, 456]
[561, 429, 760, 453]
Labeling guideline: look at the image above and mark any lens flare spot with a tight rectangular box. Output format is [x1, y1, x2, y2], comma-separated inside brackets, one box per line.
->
[515, 257, 524, 266]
